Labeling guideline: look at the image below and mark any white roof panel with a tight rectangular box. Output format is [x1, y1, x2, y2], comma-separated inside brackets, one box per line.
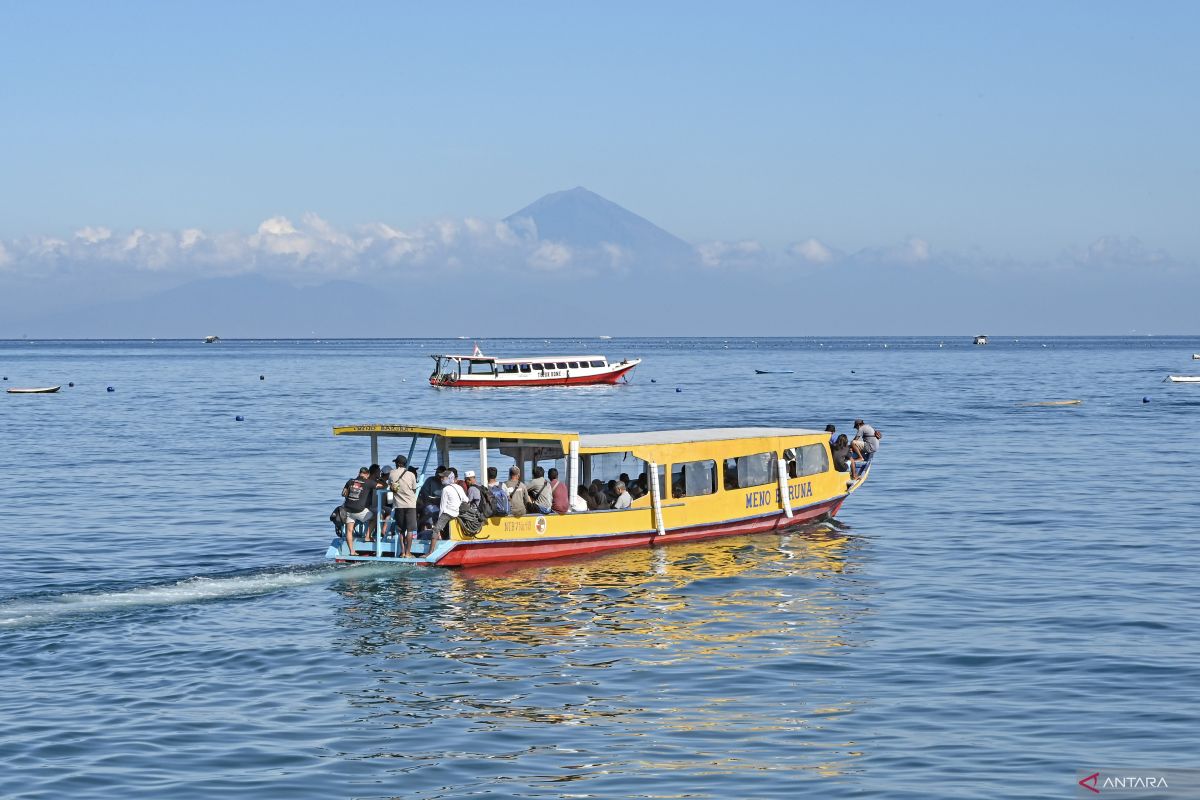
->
[578, 427, 823, 448]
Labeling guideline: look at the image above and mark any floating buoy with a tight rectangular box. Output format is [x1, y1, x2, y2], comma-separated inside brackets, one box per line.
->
[259, 375, 265, 381]
[235, 415, 245, 421]
[850, 370, 856, 374]
[1142, 396, 1151, 404]
[675, 388, 682, 392]
[106, 386, 115, 392]
[68, 382, 75, 387]
[650, 379, 656, 383]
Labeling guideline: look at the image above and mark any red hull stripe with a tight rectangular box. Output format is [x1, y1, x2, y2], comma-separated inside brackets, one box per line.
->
[435, 497, 844, 567]
[431, 364, 636, 387]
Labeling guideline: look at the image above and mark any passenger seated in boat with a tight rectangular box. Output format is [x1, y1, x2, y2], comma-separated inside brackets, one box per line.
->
[463, 470, 482, 507]
[571, 485, 590, 512]
[527, 466, 553, 514]
[486, 467, 511, 516]
[628, 482, 644, 501]
[364, 464, 384, 543]
[433, 468, 468, 541]
[636, 472, 649, 495]
[588, 480, 610, 510]
[548, 468, 569, 513]
[613, 480, 632, 509]
[605, 479, 619, 503]
[830, 434, 856, 479]
[340, 467, 375, 553]
[417, 466, 448, 530]
[504, 467, 530, 517]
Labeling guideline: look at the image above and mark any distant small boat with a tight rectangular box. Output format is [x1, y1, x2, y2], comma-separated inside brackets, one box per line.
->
[203, 335, 220, 344]
[754, 369, 794, 374]
[1020, 399, 1082, 407]
[1167, 375, 1200, 383]
[7, 386, 60, 394]
[599, 335, 613, 340]
[1193, 354, 1200, 360]
[973, 335, 989, 345]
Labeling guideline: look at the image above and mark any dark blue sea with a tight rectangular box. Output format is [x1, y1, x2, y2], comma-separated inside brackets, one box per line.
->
[2, 336, 1199, 799]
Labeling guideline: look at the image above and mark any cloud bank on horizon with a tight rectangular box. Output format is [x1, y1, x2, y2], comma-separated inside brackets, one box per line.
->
[0, 209, 1181, 283]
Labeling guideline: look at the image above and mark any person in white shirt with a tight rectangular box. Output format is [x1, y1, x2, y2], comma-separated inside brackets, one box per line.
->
[433, 468, 468, 541]
[570, 485, 589, 512]
[613, 480, 632, 509]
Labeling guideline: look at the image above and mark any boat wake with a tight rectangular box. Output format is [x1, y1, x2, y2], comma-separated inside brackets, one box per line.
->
[0, 563, 400, 628]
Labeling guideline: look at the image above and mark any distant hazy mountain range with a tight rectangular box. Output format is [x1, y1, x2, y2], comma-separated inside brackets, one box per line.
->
[6, 188, 714, 338]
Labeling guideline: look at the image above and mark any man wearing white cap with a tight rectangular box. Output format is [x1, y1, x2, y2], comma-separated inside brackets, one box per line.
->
[463, 470, 482, 508]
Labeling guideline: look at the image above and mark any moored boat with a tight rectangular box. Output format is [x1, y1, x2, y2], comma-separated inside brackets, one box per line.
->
[325, 423, 871, 567]
[204, 335, 220, 343]
[1193, 354, 1200, 360]
[1167, 375, 1200, 383]
[973, 334, 989, 345]
[429, 347, 640, 387]
[6, 386, 60, 394]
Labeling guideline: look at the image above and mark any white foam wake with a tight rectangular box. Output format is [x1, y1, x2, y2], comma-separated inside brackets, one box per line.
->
[0, 563, 400, 627]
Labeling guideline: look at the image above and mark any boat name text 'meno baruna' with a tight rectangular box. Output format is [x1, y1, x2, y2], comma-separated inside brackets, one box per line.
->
[326, 424, 871, 567]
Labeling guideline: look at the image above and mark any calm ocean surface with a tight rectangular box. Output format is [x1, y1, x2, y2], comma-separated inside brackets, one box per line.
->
[1, 336, 1198, 799]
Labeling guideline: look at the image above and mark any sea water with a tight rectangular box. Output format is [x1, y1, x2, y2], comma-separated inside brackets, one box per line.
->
[1, 337, 1198, 799]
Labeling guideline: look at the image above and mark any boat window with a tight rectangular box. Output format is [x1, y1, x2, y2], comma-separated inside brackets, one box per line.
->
[590, 360, 606, 368]
[568, 361, 580, 369]
[797, 444, 828, 476]
[556, 362, 568, 369]
[519, 363, 531, 373]
[468, 360, 494, 375]
[501, 363, 519, 374]
[724, 452, 776, 490]
[532, 363, 544, 370]
[671, 459, 716, 498]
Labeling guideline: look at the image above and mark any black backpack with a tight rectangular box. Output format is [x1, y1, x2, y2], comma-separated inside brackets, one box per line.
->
[475, 483, 498, 517]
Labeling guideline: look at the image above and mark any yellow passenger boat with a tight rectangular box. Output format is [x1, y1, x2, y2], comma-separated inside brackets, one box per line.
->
[326, 424, 871, 567]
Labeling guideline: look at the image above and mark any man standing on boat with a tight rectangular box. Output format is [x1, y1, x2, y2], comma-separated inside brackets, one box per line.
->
[389, 455, 418, 558]
[340, 467, 374, 554]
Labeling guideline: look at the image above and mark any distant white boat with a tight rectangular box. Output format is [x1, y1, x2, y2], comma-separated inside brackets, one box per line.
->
[1193, 354, 1200, 360]
[204, 335, 220, 344]
[598, 335, 613, 340]
[1166, 375, 1200, 383]
[7, 386, 60, 394]
[973, 334, 989, 345]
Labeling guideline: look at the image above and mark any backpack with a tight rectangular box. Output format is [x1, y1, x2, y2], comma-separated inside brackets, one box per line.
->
[476, 484, 497, 518]
[488, 484, 510, 516]
[457, 501, 485, 537]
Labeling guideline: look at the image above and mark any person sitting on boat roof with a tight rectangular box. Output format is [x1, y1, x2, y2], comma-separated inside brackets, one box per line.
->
[433, 468, 469, 541]
[548, 468, 569, 513]
[389, 455, 419, 558]
[613, 480, 632, 510]
[340, 467, 374, 553]
[527, 466, 553, 515]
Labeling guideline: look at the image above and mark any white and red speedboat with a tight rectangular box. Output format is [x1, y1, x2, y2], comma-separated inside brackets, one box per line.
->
[429, 346, 640, 387]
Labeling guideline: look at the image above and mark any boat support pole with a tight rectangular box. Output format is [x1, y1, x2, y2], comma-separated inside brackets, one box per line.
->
[568, 440, 579, 512]
[778, 457, 793, 519]
[479, 438, 488, 490]
[370, 434, 379, 469]
[649, 460, 666, 539]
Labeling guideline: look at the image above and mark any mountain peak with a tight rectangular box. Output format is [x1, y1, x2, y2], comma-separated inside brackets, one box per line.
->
[504, 188, 695, 264]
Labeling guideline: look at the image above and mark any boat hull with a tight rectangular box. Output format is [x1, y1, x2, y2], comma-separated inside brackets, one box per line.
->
[6, 386, 60, 394]
[432, 496, 845, 567]
[1167, 376, 1200, 383]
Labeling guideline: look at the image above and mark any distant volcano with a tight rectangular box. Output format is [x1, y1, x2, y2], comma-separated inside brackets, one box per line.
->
[505, 186, 698, 268]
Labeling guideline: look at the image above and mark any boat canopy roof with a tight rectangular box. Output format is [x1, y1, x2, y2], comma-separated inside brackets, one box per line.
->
[430, 354, 607, 363]
[334, 424, 826, 455]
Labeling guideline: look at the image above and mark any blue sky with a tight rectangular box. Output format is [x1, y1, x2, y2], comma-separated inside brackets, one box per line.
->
[1, 1, 1197, 333]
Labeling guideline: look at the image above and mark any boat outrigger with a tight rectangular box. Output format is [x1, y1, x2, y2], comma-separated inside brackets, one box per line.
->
[326, 423, 871, 567]
[429, 347, 640, 387]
